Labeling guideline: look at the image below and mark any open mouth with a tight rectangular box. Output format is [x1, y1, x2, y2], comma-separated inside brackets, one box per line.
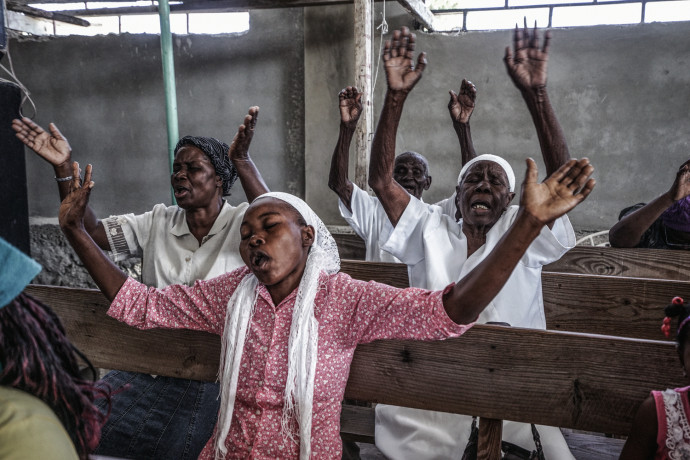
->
[251, 251, 269, 269]
[471, 201, 491, 211]
[174, 185, 190, 198]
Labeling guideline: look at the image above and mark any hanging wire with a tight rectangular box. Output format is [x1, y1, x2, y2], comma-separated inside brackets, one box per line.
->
[0, 38, 38, 119]
[372, 0, 387, 92]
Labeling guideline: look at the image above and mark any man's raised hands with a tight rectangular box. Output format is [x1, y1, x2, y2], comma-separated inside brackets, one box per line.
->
[339, 86, 363, 131]
[504, 20, 551, 92]
[383, 27, 427, 94]
[448, 79, 477, 125]
[12, 117, 72, 167]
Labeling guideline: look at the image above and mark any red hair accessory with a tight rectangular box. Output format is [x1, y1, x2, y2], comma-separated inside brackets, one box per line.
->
[662, 316, 672, 338]
[673, 296, 685, 305]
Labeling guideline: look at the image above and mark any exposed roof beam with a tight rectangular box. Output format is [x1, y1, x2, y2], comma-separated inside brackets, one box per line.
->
[397, 0, 435, 30]
[6, 1, 90, 25]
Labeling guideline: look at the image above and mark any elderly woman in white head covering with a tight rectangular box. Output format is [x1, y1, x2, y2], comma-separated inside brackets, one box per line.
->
[57, 158, 594, 459]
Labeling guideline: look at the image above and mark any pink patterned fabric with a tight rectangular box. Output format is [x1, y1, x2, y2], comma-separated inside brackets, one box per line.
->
[108, 267, 472, 459]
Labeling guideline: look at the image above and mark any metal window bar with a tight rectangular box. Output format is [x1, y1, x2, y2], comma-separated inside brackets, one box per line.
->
[431, 0, 687, 30]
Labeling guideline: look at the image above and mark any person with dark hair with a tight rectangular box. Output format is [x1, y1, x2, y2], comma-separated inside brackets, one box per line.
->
[57, 153, 593, 458]
[610, 159, 690, 250]
[0, 236, 109, 460]
[12, 108, 270, 459]
[619, 296, 690, 459]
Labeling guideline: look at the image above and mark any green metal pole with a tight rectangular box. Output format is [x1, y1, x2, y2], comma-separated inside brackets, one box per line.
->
[158, 0, 178, 204]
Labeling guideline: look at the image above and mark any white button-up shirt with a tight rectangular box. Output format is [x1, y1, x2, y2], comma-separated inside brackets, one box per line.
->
[103, 201, 249, 288]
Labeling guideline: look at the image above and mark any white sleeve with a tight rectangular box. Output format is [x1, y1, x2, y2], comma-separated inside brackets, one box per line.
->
[379, 197, 435, 266]
[522, 215, 576, 267]
[102, 205, 160, 262]
[433, 192, 458, 220]
[338, 184, 379, 242]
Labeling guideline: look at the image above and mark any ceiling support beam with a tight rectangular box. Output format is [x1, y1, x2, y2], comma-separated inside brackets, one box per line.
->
[6, 2, 89, 25]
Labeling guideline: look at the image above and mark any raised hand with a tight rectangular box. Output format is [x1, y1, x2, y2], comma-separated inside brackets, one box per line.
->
[669, 160, 690, 201]
[383, 27, 427, 94]
[504, 20, 551, 92]
[448, 79, 477, 124]
[520, 157, 595, 225]
[229, 106, 259, 163]
[339, 86, 363, 130]
[12, 117, 72, 166]
[58, 162, 94, 231]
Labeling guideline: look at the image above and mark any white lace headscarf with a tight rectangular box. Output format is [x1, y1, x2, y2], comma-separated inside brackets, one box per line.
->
[215, 192, 340, 459]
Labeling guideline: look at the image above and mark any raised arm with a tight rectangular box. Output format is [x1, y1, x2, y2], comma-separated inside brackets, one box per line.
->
[228, 106, 270, 203]
[443, 158, 595, 324]
[328, 86, 362, 213]
[12, 118, 110, 249]
[448, 78, 478, 165]
[58, 162, 127, 301]
[368, 27, 427, 226]
[504, 22, 569, 176]
[610, 160, 690, 248]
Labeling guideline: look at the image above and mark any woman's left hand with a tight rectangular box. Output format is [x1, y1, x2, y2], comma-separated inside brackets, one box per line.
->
[58, 161, 94, 231]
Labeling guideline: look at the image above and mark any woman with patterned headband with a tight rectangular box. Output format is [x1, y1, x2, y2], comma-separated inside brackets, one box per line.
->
[12, 109, 270, 459]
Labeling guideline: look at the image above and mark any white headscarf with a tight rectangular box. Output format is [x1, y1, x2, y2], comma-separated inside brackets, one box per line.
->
[457, 154, 516, 192]
[215, 192, 340, 460]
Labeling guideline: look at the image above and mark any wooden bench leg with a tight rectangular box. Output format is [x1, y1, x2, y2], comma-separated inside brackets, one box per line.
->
[478, 418, 503, 460]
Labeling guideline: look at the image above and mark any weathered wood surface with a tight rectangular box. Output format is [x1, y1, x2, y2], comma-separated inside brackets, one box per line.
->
[544, 246, 690, 280]
[341, 259, 688, 341]
[333, 233, 366, 260]
[344, 325, 684, 436]
[543, 272, 690, 340]
[25, 283, 684, 437]
[478, 418, 502, 460]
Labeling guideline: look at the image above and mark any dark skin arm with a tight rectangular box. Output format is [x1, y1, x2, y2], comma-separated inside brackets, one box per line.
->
[448, 78, 478, 165]
[228, 106, 270, 202]
[504, 22, 570, 177]
[618, 395, 658, 460]
[368, 27, 427, 227]
[59, 162, 127, 301]
[442, 157, 595, 324]
[610, 160, 690, 248]
[12, 117, 110, 250]
[328, 86, 363, 213]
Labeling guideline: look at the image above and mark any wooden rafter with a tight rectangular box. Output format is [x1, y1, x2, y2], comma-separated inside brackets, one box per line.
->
[6, 1, 90, 25]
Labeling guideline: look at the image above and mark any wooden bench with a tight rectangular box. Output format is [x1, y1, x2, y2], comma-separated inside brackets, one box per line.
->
[334, 233, 690, 280]
[342, 260, 689, 341]
[25, 284, 686, 460]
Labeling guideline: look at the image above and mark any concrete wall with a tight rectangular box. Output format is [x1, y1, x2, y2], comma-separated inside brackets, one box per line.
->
[305, 3, 690, 231]
[11, 8, 304, 218]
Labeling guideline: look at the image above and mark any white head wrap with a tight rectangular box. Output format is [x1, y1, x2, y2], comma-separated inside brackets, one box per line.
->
[215, 192, 340, 460]
[457, 154, 516, 192]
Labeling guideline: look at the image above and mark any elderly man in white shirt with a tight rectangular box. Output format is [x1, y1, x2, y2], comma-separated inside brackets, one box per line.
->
[368, 26, 578, 459]
[328, 83, 478, 263]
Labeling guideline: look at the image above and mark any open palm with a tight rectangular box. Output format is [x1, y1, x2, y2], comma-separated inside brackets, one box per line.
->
[12, 118, 71, 166]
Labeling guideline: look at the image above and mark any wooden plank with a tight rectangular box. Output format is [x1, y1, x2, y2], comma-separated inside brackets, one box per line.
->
[340, 405, 376, 443]
[333, 233, 366, 260]
[478, 418, 502, 460]
[340, 259, 409, 288]
[25, 285, 221, 381]
[6, 2, 90, 25]
[544, 246, 690, 280]
[24, 285, 685, 436]
[344, 325, 685, 435]
[543, 272, 690, 340]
